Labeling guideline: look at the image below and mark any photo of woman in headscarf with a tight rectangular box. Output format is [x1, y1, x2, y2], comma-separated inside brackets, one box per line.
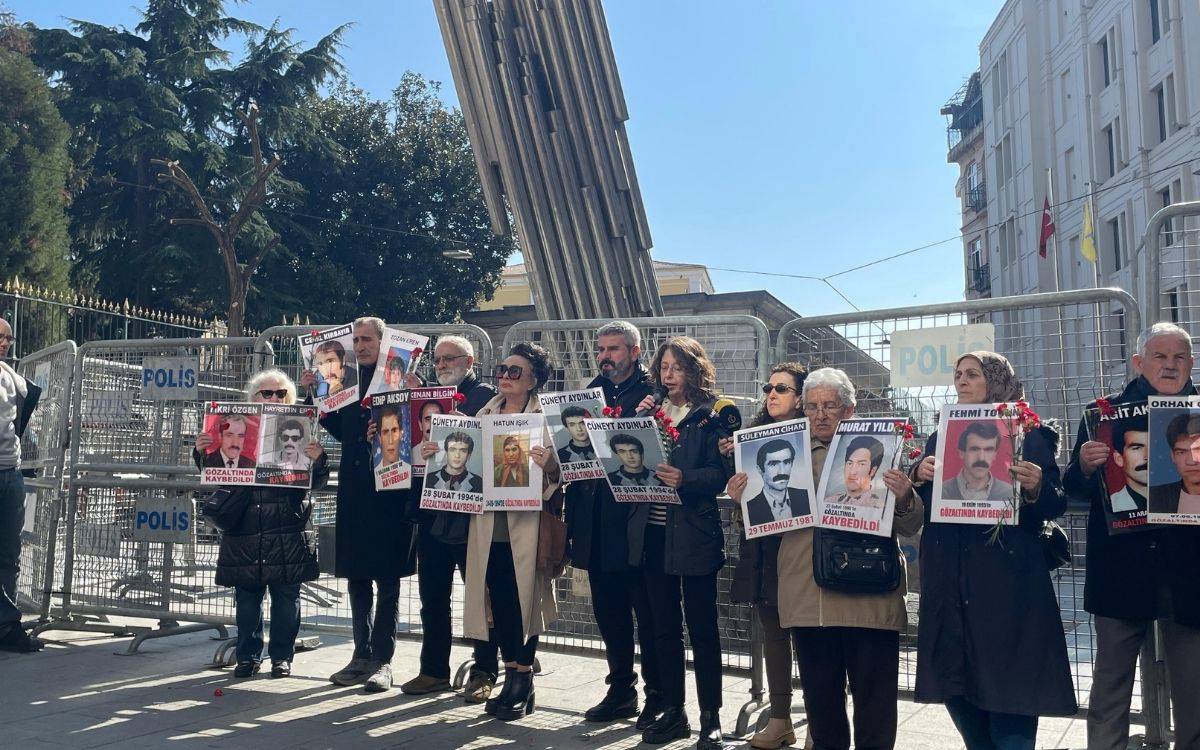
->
[494, 434, 531, 488]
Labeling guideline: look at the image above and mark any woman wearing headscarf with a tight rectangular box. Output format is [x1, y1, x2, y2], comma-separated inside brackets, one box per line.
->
[911, 352, 1076, 749]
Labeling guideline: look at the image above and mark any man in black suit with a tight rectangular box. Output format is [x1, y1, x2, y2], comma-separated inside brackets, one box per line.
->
[745, 438, 810, 526]
[1150, 413, 1200, 515]
[203, 415, 255, 468]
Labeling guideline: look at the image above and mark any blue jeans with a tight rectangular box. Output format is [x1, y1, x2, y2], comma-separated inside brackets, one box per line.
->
[946, 696, 1039, 750]
[234, 583, 302, 663]
[0, 468, 25, 636]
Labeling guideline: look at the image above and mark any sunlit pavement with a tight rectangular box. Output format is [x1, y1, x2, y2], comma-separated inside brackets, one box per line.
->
[1, 617, 1097, 749]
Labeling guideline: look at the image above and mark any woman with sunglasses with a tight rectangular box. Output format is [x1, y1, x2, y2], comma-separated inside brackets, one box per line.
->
[723, 363, 807, 750]
[628, 336, 731, 749]
[194, 369, 328, 679]
[463, 342, 562, 720]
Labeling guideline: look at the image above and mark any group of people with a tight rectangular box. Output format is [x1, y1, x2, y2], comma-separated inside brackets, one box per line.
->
[2, 314, 1199, 750]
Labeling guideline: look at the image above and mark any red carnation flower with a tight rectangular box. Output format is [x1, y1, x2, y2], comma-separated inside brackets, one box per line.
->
[361, 397, 373, 409]
[996, 402, 1009, 415]
[1096, 398, 1116, 417]
[612, 406, 622, 417]
[213, 688, 224, 697]
[412, 347, 423, 358]
[453, 392, 466, 404]
[309, 330, 320, 337]
[908, 448, 922, 460]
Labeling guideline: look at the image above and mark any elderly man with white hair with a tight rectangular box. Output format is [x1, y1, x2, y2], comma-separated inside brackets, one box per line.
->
[1064, 321, 1200, 750]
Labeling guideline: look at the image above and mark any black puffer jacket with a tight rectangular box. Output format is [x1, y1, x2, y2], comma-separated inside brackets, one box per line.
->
[201, 453, 330, 588]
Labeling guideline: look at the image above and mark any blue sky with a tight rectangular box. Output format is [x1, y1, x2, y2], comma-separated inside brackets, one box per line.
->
[13, 1, 1000, 316]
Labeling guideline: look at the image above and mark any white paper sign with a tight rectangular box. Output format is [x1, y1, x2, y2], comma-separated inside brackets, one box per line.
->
[140, 356, 199, 400]
[890, 323, 995, 388]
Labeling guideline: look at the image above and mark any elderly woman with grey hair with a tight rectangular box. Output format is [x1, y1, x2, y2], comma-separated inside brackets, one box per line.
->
[195, 368, 328, 679]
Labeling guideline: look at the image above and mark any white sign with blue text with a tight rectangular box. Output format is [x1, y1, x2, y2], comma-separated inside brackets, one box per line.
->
[889, 324, 995, 388]
[131, 496, 195, 544]
[141, 356, 199, 400]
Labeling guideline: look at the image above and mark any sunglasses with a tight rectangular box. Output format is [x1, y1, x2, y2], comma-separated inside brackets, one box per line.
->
[433, 354, 468, 365]
[280, 433, 303, 443]
[493, 364, 526, 380]
[762, 383, 799, 395]
[258, 389, 289, 399]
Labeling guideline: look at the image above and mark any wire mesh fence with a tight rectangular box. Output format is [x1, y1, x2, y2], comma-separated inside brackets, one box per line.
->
[1152, 203, 1200, 382]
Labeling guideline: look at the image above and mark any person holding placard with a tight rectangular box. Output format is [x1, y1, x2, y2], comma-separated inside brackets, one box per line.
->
[775, 367, 920, 750]
[723, 362, 807, 750]
[1063, 322, 1200, 750]
[464, 342, 561, 721]
[196, 370, 327, 679]
[912, 352, 1075, 748]
[627, 336, 730, 749]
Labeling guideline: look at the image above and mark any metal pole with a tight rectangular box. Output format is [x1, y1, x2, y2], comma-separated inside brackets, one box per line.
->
[1145, 201, 1200, 327]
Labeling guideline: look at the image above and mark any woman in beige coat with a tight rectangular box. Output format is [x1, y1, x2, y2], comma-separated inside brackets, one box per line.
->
[464, 341, 561, 721]
[776, 367, 922, 750]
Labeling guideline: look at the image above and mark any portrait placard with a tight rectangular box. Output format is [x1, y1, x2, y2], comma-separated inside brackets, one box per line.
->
[930, 404, 1020, 525]
[1147, 395, 1200, 525]
[199, 403, 261, 485]
[1085, 400, 1151, 534]
[408, 386, 457, 477]
[364, 328, 430, 397]
[816, 418, 902, 537]
[583, 417, 680, 505]
[733, 418, 816, 539]
[299, 325, 358, 413]
[370, 390, 413, 491]
[420, 414, 484, 514]
[481, 413, 545, 511]
[539, 388, 607, 482]
[255, 403, 318, 489]
[199, 402, 315, 488]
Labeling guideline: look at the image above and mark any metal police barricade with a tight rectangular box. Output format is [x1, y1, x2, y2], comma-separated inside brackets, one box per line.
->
[503, 315, 772, 733]
[775, 287, 1140, 717]
[15, 340, 77, 625]
[35, 338, 263, 653]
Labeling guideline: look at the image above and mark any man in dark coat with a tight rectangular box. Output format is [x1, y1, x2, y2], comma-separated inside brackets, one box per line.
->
[567, 321, 660, 725]
[744, 438, 810, 526]
[316, 317, 417, 694]
[400, 334, 501, 700]
[1064, 322, 1200, 750]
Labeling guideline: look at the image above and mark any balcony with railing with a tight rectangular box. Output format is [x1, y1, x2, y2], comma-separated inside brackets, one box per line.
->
[967, 182, 987, 213]
[967, 263, 991, 296]
[942, 72, 983, 162]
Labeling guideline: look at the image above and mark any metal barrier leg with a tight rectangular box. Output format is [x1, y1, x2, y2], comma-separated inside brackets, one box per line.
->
[735, 609, 768, 737]
[209, 632, 320, 669]
[1139, 620, 1172, 749]
[31, 613, 141, 638]
[118, 619, 229, 656]
[453, 658, 475, 689]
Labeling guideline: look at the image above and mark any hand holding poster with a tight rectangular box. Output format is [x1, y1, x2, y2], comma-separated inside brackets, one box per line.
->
[583, 417, 681, 505]
[733, 418, 815, 539]
[539, 388, 607, 482]
[370, 391, 413, 491]
[408, 386, 457, 477]
[199, 403, 317, 489]
[930, 404, 1020, 525]
[299, 325, 358, 413]
[420, 414, 485, 514]
[364, 328, 430, 397]
[482, 413, 545, 511]
[1147, 395, 1200, 525]
[1085, 400, 1151, 533]
[816, 418, 902, 537]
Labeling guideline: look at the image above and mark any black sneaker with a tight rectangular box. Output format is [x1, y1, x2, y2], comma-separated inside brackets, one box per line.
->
[270, 660, 292, 679]
[584, 685, 638, 722]
[233, 660, 262, 678]
[0, 627, 44, 653]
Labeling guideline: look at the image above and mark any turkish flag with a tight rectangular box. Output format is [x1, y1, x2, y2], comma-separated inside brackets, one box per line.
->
[1038, 196, 1055, 258]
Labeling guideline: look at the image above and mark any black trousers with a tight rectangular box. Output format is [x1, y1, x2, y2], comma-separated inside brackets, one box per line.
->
[486, 542, 538, 665]
[640, 524, 723, 710]
[348, 578, 401, 664]
[590, 568, 661, 695]
[792, 626, 899, 750]
[416, 525, 500, 679]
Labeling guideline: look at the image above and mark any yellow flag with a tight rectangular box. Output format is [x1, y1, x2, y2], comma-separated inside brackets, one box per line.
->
[1081, 198, 1097, 263]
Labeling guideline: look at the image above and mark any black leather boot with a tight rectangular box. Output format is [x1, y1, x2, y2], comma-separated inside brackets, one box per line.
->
[635, 689, 664, 731]
[584, 676, 638, 722]
[484, 667, 517, 716]
[696, 709, 724, 749]
[493, 668, 535, 721]
[641, 704, 690, 744]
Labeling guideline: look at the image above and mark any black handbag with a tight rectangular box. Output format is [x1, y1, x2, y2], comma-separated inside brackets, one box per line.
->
[812, 528, 901, 594]
[1040, 520, 1071, 571]
[201, 487, 251, 533]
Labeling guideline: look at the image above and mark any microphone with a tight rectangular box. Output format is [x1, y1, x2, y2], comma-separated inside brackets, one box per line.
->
[698, 398, 743, 437]
[635, 385, 670, 417]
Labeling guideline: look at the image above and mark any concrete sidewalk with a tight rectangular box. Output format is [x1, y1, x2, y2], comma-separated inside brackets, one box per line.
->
[2, 617, 1101, 749]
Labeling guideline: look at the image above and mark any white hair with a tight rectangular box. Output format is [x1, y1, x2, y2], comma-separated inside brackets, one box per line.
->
[435, 335, 474, 359]
[1137, 322, 1193, 357]
[596, 320, 641, 349]
[244, 369, 297, 404]
[352, 316, 385, 338]
[802, 367, 856, 408]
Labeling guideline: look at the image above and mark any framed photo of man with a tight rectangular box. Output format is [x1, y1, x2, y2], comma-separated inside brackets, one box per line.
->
[420, 414, 485, 514]
[199, 403, 261, 485]
[1147, 395, 1200, 525]
[539, 388, 607, 482]
[733, 418, 815, 539]
[299, 325, 358, 413]
[408, 386, 457, 477]
[816, 418, 902, 537]
[1085, 400, 1151, 533]
[364, 328, 430, 397]
[370, 390, 413, 491]
[583, 416, 680, 505]
[930, 403, 1020, 525]
[255, 403, 317, 489]
[481, 413, 545, 511]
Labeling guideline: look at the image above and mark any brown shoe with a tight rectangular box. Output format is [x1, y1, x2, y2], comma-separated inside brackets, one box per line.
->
[462, 669, 495, 703]
[400, 673, 452, 695]
[750, 717, 797, 749]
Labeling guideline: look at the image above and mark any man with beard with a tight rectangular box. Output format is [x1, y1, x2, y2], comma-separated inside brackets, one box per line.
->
[745, 439, 810, 526]
[401, 334, 501, 701]
[557, 405, 596, 464]
[313, 339, 357, 396]
[1065, 322, 1200, 749]
[1107, 418, 1148, 513]
[203, 415, 256, 468]
[829, 435, 889, 509]
[939, 422, 1014, 502]
[569, 321, 660, 727]
[267, 418, 311, 471]
[425, 431, 483, 493]
[1150, 414, 1200, 515]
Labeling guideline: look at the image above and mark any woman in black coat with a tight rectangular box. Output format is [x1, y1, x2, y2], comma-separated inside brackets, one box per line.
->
[627, 336, 731, 750]
[912, 351, 1076, 749]
[197, 369, 328, 679]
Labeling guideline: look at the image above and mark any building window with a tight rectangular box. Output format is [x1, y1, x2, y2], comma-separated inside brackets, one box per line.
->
[1150, 0, 1164, 43]
[1160, 179, 1182, 245]
[1098, 33, 1112, 88]
[1116, 309, 1127, 360]
[969, 238, 983, 269]
[1166, 286, 1186, 323]
[1102, 123, 1117, 178]
[1109, 215, 1124, 270]
[1059, 69, 1071, 123]
[1155, 84, 1168, 143]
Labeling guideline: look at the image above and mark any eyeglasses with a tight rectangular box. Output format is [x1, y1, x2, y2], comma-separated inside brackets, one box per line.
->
[493, 364, 526, 380]
[258, 389, 289, 399]
[762, 383, 799, 395]
[0, 335, 13, 344]
[434, 354, 468, 365]
[280, 433, 303, 443]
[803, 402, 845, 416]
